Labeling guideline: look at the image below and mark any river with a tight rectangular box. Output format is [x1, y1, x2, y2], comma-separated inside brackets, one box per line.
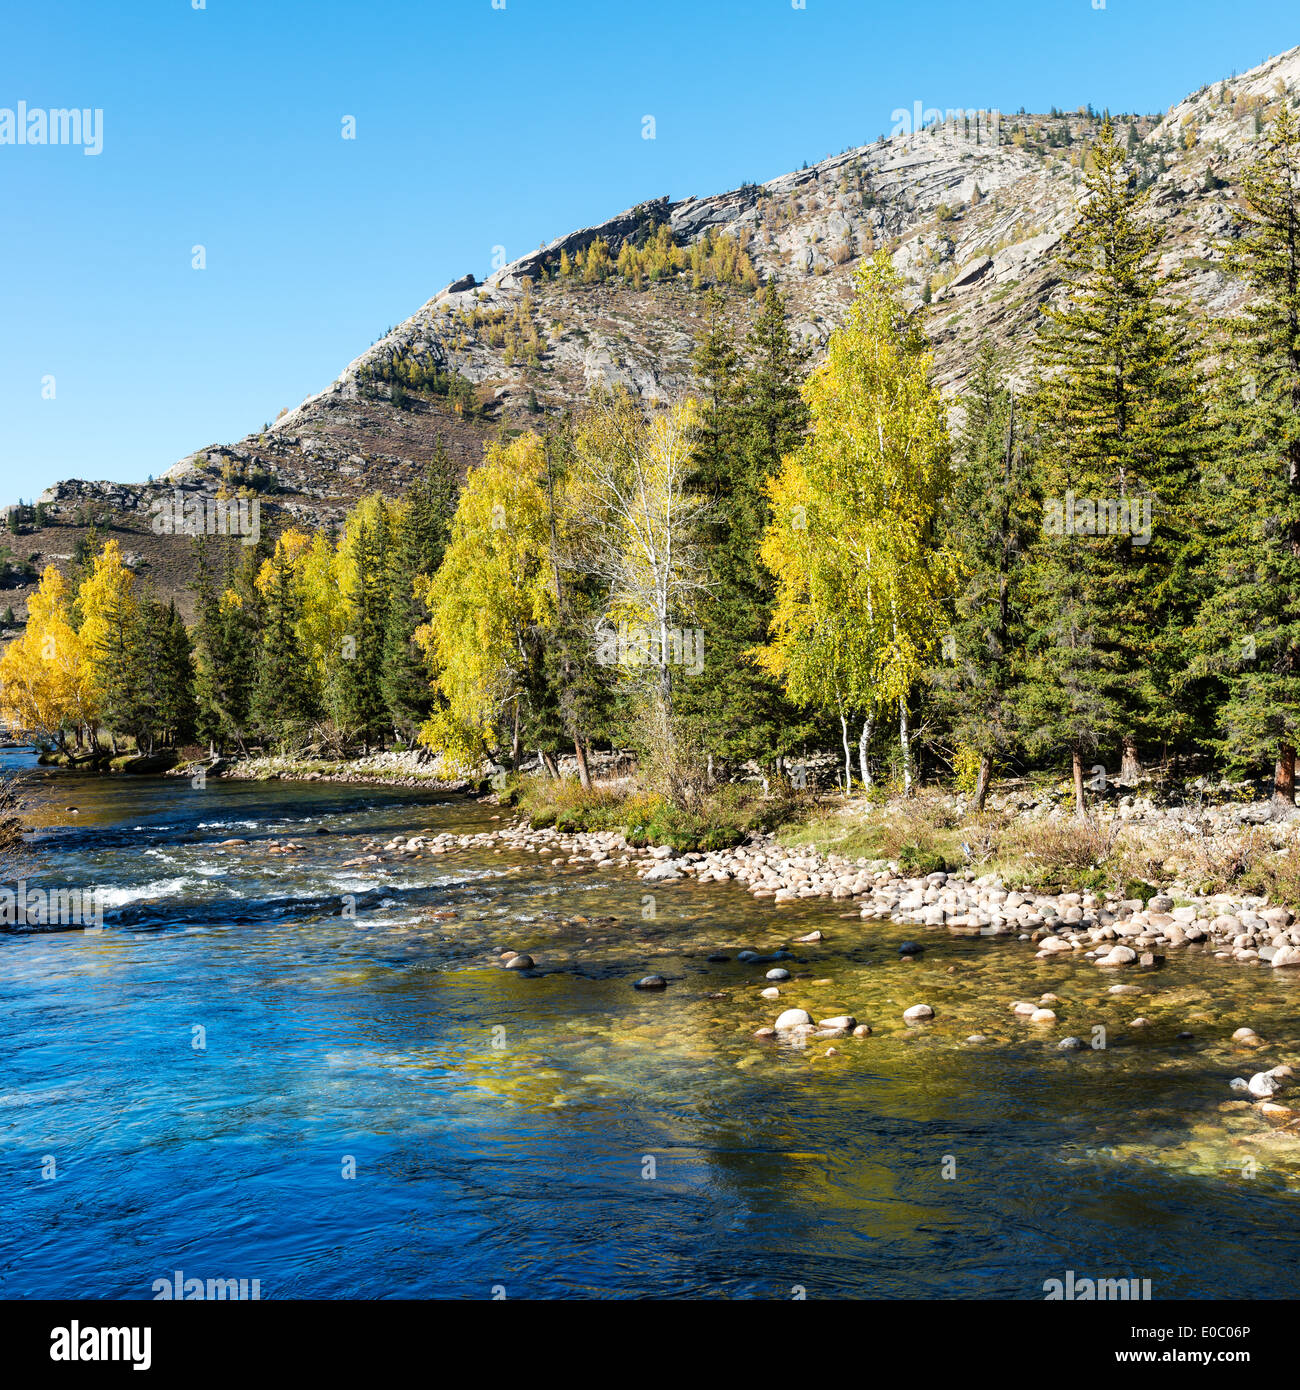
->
[2, 749, 1298, 1299]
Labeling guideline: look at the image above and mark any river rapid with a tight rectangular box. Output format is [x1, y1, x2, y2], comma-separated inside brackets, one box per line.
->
[2, 750, 1299, 1300]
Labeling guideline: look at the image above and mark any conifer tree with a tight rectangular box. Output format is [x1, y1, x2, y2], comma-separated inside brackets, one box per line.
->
[677, 284, 812, 778]
[1023, 118, 1203, 810]
[1196, 107, 1300, 803]
[341, 506, 392, 749]
[932, 342, 1039, 808]
[381, 447, 458, 743]
[252, 536, 318, 747]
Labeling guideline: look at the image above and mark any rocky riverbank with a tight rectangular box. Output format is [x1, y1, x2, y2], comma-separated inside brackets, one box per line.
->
[169, 749, 473, 791]
[382, 816, 1300, 974]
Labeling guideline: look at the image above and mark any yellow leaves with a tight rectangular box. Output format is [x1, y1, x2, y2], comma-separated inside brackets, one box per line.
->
[419, 431, 555, 768]
[254, 526, 315, 596]
[0, 564, 95, 738]
[757, 251, 954, 715]
[73, 538, 138, 704]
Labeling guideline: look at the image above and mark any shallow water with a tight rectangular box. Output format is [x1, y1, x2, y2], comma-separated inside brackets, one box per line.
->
[2, 750, 1299, 1299]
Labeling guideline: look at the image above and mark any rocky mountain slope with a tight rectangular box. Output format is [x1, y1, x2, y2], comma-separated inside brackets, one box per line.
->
[7, 44, 1300, 622]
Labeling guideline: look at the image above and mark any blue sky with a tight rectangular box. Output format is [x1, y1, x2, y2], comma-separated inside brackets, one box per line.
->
[1, 0, 1292, 501]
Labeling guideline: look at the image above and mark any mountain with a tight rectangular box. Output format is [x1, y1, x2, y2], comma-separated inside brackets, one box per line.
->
[6, 44, 1300, 623]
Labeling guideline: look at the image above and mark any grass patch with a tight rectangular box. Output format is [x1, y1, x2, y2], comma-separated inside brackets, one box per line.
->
[509, 774, 805, 852]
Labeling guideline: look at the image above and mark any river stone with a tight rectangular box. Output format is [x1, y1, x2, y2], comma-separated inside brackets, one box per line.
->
[775, 1008, 813, 1030]
[737, 950, 760, 963]
[819, 1015, 857, 1031]
[765, 967, 791, 981]
[1037, 936, 1073, 954]
[760, 987, 781, 999]
[634, 975, 667, 990]
[1231, 1027, 1260, 1043]
[1271, 945, 1300, 968]
[852, 1024, 872, 1037]
[505, 954, 534, 970]
[1248, 1071, 1283, 1098]
[1057, 1037, 1086, 1051]
[1097, 945, 1138, 967]
[903, 1004, 934, 1023]
[643, 861, 682, 883]
[794, 930, 823, 943]
[1030, 1008, 1057, 1023]
[899, 941, 924, 956]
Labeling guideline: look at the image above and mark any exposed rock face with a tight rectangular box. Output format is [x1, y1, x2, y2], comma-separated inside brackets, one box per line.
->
[9, 47, 1300, 619]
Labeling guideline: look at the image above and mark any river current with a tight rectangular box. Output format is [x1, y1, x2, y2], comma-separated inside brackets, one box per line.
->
[2, 750, 1298, 1299]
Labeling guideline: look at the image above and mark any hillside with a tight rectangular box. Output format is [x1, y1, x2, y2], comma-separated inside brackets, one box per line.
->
[5, 44, 1300, 624]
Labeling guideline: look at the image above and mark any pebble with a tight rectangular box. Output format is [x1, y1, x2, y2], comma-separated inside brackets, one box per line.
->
[903, 1004, 934, 1023]
[765, 967, 791, 981]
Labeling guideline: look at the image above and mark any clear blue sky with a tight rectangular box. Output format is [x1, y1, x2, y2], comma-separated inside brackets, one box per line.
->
[1, 0, 1292, 501]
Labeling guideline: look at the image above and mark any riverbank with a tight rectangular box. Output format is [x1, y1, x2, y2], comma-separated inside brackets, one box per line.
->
[169, 749, 476, 791]
[386, 815, 1300, 973]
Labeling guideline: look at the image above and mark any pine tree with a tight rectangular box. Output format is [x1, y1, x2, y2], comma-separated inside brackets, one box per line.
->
[1024, 118, 1204, 811]
[381, 447, 458, 743]
[252, 543, 318, 747]
[676, 284, 813, 779]
[191, 540, 264, 753]
[341, 505, 393, 749]
[1196, 107, 1300, 803]
[932, 342, 1039, 808]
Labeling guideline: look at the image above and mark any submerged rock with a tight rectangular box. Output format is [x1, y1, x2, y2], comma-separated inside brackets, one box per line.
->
[634, 975, 667, 990]
[1057, 1037, 1086, 1051]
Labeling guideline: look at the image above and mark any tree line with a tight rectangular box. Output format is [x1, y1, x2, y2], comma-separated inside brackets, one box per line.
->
[3, 113, 1300, 818]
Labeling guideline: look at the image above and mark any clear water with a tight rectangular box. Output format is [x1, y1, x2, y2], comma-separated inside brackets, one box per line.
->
[2, 750, 1299, 1299]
